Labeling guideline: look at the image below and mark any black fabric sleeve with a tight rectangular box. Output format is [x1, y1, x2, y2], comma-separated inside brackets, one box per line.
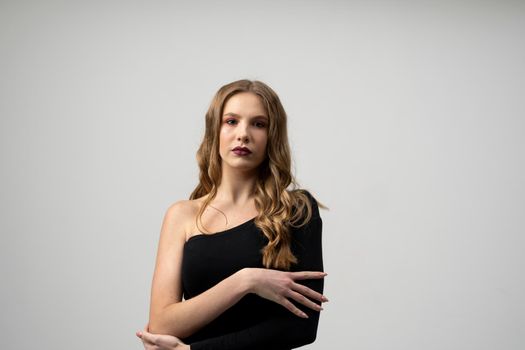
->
[189, 206, 324, 350]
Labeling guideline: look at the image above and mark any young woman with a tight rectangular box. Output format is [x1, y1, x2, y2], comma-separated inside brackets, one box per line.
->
[136, 79, 328, 350]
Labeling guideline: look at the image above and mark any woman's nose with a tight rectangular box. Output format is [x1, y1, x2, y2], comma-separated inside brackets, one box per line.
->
[236, 123, 250, 142]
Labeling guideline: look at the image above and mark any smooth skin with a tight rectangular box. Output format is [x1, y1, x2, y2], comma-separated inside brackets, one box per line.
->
[137, 92, 328, 349]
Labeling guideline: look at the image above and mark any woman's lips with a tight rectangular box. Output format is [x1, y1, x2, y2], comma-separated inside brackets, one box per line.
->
[232, 149, 251, 156]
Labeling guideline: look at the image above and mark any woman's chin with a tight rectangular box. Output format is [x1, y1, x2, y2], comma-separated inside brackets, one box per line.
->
[223, 161, 262, 173]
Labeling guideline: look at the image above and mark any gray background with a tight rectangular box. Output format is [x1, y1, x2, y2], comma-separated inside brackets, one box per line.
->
[1, 0, 524, 349]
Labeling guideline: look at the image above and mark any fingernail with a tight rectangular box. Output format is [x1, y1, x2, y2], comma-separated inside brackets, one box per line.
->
[322, 296, 329, 302]
[302, 312, 309, 318]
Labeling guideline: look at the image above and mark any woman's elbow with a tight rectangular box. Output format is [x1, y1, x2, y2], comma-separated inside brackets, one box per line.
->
[149, 315, 196, 339]
[287, 320, 319, 347]
[148, 314, 167, 334]
[148, 312, 182, 337]
[303, 330, 317, 345]
[298, 326, 318, 346]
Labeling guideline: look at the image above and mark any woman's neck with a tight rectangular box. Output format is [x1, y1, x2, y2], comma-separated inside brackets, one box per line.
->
[216, 165, 259, 205]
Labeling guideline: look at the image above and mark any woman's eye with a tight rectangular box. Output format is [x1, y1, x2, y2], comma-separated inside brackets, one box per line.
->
[225, 119, 266, 128]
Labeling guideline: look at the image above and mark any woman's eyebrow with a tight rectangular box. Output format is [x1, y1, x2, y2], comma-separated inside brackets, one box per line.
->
[223, 112, 267, 119]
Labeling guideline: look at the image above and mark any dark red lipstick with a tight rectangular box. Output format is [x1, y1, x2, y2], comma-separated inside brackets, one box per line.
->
[232, 146, 252, 155]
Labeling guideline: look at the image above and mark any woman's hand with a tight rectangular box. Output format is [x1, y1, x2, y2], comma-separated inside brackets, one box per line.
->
[136, 323, 190, 350]
[242, 268, 328, 318]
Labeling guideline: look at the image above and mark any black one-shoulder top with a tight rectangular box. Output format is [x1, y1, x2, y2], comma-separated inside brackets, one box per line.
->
[180, 190, 324, 350]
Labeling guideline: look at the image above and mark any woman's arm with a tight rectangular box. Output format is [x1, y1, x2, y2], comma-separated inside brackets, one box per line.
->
[188, 216, 325, 350]
[136, 323, 190, 350]
[148, 201, 253, 338]
[148, 202, 324, 339]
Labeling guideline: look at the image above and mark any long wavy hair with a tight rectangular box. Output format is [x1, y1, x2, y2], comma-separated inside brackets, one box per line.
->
[189, 79, 327, 270]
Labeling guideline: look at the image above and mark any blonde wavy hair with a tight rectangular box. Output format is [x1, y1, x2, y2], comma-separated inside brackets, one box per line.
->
[189, 79, 327, 270]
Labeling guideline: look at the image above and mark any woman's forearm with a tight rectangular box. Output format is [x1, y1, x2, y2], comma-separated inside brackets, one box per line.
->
[149, 268, 251, 338]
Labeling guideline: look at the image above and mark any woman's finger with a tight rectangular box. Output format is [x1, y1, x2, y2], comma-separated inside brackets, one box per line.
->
[136, 323, 150, 338]
[292, 282, 328, 302]
[290, 271, 327, 281]
[139, 330, 183, 348]
[139, 330, 159, 345]
[280, 297, 309, 318]
[155, 335, 180, 348]
[287, 289, 323, 312]
[140, 337, 156, 350]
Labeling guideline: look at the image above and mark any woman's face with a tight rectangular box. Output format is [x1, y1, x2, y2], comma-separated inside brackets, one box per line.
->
[219, 92, 269, 173]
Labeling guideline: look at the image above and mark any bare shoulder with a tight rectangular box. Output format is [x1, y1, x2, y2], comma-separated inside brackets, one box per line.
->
[164, 197, 205, 242]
